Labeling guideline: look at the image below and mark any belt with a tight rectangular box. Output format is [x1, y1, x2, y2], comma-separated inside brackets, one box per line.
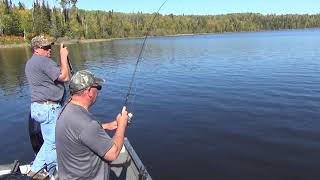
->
[33, 100, 60, 104]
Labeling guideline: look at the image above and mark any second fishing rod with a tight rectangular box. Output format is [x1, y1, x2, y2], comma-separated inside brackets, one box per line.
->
[123, 0, 168, 124]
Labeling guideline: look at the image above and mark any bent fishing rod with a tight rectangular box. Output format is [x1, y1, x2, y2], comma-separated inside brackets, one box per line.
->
[123, 0, 168, 120]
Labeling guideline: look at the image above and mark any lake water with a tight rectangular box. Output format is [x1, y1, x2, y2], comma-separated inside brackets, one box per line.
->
[0, 29, 319, 180]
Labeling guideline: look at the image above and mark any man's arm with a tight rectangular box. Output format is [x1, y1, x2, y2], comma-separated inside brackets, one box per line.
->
[57, 43, 70, 82]
[104, 107, 128, 161]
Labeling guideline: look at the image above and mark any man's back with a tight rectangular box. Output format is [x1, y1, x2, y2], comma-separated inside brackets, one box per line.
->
[56, 103, 113, 180]
[25, 54, 64, 102]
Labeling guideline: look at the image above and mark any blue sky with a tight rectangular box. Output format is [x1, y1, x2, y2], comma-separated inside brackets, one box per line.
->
[15, 0, 320, 15]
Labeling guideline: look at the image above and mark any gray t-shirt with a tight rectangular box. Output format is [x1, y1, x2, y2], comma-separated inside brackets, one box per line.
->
[25, 54, 65, 102]
[56, 103, 114, 180]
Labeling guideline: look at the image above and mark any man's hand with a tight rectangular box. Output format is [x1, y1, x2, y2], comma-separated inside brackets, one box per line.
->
[102, 121, 117, 130]
[60, 43, 68, 61]
[102, 107, 129, 130]
[116, 106, 129, 128]
[57, 43, 70, 82]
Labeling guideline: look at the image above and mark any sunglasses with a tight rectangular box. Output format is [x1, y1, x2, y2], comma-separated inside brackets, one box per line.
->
[91, 85, 102, 91]
[41, 45, 52, 50]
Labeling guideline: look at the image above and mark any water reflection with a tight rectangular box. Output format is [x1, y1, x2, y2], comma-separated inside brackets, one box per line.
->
[0, 47, 32, 96]
[0, 40, 141, 96]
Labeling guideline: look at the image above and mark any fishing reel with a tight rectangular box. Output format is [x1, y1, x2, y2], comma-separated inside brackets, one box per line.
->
[128, 113, 133, 124]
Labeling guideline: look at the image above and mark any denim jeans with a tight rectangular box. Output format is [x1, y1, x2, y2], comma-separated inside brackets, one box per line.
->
[30, 102, 62, 175]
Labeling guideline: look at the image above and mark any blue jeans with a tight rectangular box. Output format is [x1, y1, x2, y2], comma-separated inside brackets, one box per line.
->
[30, 102, 62, 175]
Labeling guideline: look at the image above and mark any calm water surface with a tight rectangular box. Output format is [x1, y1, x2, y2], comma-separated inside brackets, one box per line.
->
[0, 29, 320, 180]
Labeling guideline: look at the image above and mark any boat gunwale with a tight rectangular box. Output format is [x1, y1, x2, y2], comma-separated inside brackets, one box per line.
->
[124, 137, 152, 180]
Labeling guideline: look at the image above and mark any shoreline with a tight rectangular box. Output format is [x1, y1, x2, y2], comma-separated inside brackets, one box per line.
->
[0, 28, 317, 48]
[0, 32, 233, 49]
[1, 33, 230, 48]
[0, 38, 120, 49]
[0, 36, 154, 48]
[0, 43, 29, 48]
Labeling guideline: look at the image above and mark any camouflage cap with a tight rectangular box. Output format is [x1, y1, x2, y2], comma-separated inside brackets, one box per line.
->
[69, 70, 104, 94]
[31, 35, 54, 49]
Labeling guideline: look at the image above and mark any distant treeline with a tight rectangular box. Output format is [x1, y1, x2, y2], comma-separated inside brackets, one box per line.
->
[1, 0, 320, 41]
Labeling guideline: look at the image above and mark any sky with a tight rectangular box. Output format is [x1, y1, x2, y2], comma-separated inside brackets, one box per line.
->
[14, 0, 320, 15]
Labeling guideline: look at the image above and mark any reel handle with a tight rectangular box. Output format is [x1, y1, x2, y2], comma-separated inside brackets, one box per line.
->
[128, 113, 133, 125]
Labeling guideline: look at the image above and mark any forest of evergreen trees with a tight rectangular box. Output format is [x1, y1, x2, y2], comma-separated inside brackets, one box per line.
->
[1, 0, 320, 43]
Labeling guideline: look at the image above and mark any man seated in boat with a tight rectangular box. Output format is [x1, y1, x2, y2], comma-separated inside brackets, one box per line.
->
[56, 70, 129, 180]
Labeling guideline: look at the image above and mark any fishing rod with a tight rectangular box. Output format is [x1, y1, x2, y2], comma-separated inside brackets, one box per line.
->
[67, 56, 74, 74]
[123, 0, 168, 116]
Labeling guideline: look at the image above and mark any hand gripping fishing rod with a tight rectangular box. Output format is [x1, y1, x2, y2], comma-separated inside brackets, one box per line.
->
[123, 0, 168, 123]
[62, 44, 74, 75]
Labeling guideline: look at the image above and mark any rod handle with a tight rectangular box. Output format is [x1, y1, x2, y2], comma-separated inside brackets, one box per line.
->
[62, 44, 74, 75]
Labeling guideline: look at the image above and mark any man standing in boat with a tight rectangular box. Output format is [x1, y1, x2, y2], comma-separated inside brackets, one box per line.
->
[25, 35, 70, 177]
[56, 70, 129, 180]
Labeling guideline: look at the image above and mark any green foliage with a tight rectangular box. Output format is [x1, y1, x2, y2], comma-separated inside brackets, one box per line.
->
[1, 0, 320, 42]
[18, 2, 25, 10]
[32, 0, 51, 34]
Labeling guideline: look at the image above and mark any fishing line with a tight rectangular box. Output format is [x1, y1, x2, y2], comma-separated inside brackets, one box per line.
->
[128, 43, 154, 115]
[123, 0, 168, 108]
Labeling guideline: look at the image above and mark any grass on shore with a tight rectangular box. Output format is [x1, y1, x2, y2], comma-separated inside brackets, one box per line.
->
[0, 35, 25, 44]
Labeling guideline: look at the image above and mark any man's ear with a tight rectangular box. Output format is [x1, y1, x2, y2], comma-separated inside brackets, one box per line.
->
[87, 88, 93, 98]
[33, 48, 39, 54]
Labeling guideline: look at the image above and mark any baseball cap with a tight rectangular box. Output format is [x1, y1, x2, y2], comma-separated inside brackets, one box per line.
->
[69, 70, 104, 94]
[31, 35, 54, 49]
